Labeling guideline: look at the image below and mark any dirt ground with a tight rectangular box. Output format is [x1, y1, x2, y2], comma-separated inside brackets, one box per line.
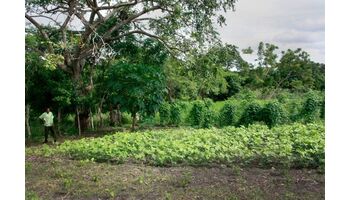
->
[25, 154, 324, 200]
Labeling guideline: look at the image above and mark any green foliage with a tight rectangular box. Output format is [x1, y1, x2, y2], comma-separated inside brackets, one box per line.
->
[233, 88, 257, 102]
[49, 123, 324, 168]
[188, 99, 214, 128]
[320, 100, 325, 119]
[189, 101, 206, 126]
[202, 108, 215, 128]
[43, 53, 64, 70]
[159, 102, 171, 125]
[301, 95, 320, 123]
[121, 113, 132, 124]
[219, 102, 237, 127]
[104, 62, 166, 117]
[170, 103, 181, 126]
[239, 102, 263, 126]
[261, 102, 285, 128]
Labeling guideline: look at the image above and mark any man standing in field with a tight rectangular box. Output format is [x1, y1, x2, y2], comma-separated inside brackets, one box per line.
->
[39, 108, 57, 144]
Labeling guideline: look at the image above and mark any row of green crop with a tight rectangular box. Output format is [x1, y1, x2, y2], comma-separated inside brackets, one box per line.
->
[29, 123, 324, 169]
[157, 93, 324, 128]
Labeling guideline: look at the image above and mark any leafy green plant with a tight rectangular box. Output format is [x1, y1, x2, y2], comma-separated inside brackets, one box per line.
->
[159, 102, 171, 125]
[202, 108, 215, 128]
[170, 103, 181, 126]
[48, 123, 324, 168]
[219, 102, 237, 127]
[320, 100, 325, 119]
[301, 95, 320, 123]
[261, 102, 285, 128]
[189, 101, 205, 126]
[239, 102, 262, 126]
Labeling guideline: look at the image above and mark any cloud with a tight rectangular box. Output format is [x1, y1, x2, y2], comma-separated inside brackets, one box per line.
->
[217, 0, 325, 63]
[273, 30, 322, 44]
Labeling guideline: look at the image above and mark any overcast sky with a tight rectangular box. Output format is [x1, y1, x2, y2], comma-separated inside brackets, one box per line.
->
[217, 0, 325, 63]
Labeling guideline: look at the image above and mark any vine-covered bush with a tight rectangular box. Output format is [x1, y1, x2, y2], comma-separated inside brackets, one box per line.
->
[239, 102, 262, 126]
[170, 103, 181, 126]
[188, 99, 216, 128]
[159, 102, 171, 125]
[301, 96, 320, 123]
[261, 102, 286, 128]
[189, 101, 205, 126]
[320, 100, 325, 119]
[202, 108, 215, 128]
[219, 102, 237, 127]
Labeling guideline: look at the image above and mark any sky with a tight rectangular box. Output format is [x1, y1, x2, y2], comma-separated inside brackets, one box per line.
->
[217, 0, 325, 63]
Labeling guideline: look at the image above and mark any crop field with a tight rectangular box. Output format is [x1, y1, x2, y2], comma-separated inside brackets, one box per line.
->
[28, 123, 324, 169]
[26, 123, 324, 199]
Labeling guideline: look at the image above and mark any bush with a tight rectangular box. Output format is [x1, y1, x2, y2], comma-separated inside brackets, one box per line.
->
[301, 95, 319, 123]
[203, 98, 214, 107]
[261, 102, 285, 128]
[233, 88, 257, 101]
[219, 102, 237, 127]
[121, 112, 132, 124]
[239, 102, 262, 126]
[320, 100, 325, 119]
[189, 101, 205, 126]
[159, 102, 171, 125]
[202, 108, 215, 128]
[170, 103, 181, 126]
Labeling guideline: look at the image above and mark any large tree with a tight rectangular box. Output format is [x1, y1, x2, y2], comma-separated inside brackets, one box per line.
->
[25, 0, 237, 82]
[103, 62, 166, 131]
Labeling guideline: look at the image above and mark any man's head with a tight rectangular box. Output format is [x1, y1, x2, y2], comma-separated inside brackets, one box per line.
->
[46, 108, 50, 113]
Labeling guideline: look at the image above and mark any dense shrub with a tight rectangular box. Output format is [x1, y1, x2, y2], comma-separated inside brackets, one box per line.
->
[202, 109, 215, 128]
[203, 98, 214, 107]
[261, 102, 285, 128]
[301, 96, 319, 123]
[219, 102, 237, 127]
[121, 112, 132, 124]
[285, 100, 303, 122]
[188, 99, 215, 128]
[159, 102, 171, 125]
[320, 100, 325, 119]
[239, 102, 262, 126]
[189, 101, 205, 126]
[170, 103, 181, 126]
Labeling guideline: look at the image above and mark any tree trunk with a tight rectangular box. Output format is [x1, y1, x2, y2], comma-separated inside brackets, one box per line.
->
[98, 107, 103, 128]
[98, 96, 105, 128]
[25, 104, 31, 138]
[116, 104, 122, 125]
[72, 59, 84, 82]
[109, 105, 117, 126]
[76, 107, 81, 136]
[131, 112, 137, 131]
[89, 108, 94, 130]
[57, 108, 62, 136]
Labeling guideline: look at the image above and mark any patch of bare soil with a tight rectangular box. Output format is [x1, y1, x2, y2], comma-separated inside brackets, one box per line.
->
[25, 156, 324, 200]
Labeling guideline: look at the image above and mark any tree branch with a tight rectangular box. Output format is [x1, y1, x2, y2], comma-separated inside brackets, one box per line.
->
[25, 14, 54, 53]
[102, 5, 161, 39]
[110, 29, 183, 54]
[97, 0, 140, 10]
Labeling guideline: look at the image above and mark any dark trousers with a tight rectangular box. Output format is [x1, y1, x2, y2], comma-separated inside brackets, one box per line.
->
[44, 126, 56, 142]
